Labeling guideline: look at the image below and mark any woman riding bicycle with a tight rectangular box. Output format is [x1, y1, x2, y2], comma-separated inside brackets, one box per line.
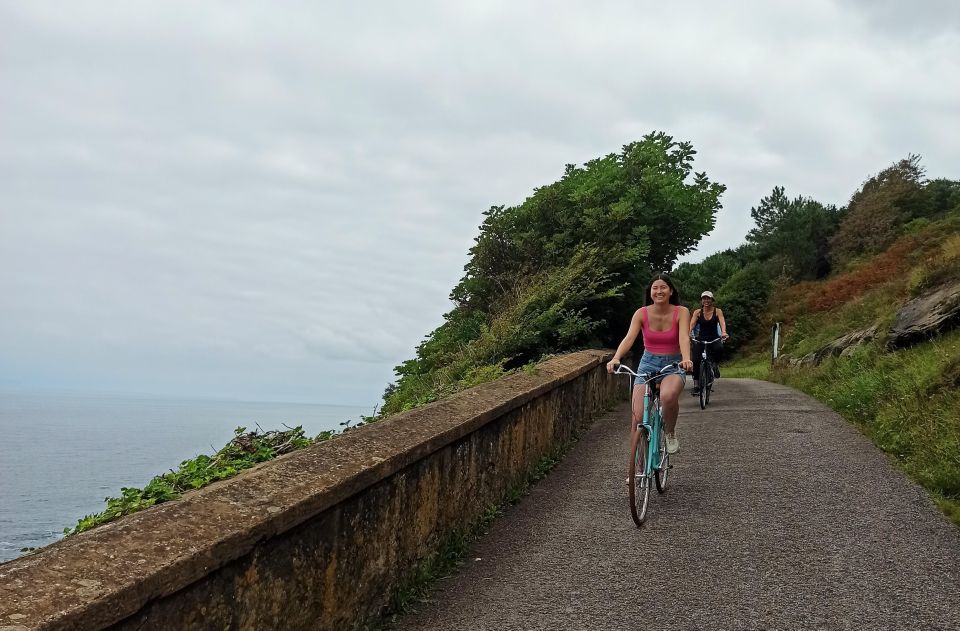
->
[689, 290, 729, 396]
[606, 273, 693, 454]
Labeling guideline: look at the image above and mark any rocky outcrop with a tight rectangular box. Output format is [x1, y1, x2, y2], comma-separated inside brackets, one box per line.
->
[776, 280, 960, 367]
[887, 281, 960, 349]
[803, 325, 879, 366]
[775, 325, 878, 369]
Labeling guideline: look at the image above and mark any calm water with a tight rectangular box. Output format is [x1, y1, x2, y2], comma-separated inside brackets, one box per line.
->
[0, 392, 371, 562]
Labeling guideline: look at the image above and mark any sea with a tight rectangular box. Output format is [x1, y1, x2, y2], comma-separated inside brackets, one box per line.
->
[0, 392, 371, 563]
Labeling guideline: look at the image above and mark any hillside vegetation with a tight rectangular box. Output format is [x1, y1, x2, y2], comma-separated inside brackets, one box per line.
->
[753, 217, 959, 525]
[701, 160, 960, 526]
[376, 145, 960, 532]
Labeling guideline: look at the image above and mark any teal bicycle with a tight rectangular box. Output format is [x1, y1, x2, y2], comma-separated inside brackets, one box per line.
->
[615, 362, 677, 526]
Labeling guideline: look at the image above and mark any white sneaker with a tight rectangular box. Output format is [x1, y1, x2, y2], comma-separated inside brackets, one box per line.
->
[665, 433, 680, 454]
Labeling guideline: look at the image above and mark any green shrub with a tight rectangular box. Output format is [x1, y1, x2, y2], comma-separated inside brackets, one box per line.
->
[66, 426, 323, 535]
[715, 261, 771, 350]
[721, 356, 771, 380]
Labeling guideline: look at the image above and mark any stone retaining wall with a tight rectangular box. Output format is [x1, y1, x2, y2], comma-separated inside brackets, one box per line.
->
[0, 350, 622, 630]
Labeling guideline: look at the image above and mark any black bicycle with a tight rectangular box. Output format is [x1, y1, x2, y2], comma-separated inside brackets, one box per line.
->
[691, 336, 723, 410]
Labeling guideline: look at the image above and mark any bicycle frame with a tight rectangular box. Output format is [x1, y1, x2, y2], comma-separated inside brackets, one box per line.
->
[615, 364, 674, 476]
[642, 385, 663, 474]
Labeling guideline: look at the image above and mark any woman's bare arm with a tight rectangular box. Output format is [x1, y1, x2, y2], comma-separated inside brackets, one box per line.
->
[717, 308, 729, 338]
[607, 308, 643, 371]
[678, 307, 693, 371]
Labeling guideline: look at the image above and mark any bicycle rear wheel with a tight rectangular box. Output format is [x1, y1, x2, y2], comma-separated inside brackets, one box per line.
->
[654, 427, 670, 493]
[628, 427, 651, 526]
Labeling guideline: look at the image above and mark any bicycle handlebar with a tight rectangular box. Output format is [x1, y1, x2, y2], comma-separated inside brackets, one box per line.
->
[691, 337, 724, 344]
[613, 362, 682, 384]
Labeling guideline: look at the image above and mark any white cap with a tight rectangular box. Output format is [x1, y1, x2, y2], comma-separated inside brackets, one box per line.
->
[701, 291, 714, 299]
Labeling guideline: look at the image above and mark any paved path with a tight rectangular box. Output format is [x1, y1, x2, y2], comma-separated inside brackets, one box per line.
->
[393, 379, 960, 630]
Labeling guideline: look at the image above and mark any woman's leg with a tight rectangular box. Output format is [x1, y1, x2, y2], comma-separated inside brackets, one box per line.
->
[659, 374, 684, 435]
[691, 341, 703, 390]
[631, 383, 646, 432]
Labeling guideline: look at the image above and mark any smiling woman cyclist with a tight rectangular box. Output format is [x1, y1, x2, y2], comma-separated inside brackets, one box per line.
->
[606, 273, 693, 454]
[689, 290, 729, 395]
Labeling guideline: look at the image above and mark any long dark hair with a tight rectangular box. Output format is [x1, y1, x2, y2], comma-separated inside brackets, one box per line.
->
[644, 273, 681, 306]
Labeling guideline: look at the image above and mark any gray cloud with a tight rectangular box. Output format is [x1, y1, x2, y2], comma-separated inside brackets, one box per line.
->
[2, 0, 958, 404]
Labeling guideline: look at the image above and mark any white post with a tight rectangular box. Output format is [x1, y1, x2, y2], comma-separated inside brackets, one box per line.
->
[771, 322, 781, 362]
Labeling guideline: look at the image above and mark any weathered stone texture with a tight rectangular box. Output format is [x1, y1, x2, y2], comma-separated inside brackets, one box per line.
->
[774, 281, 960, 369]
[0, 350, 621, 631]
[774, 325, 878, 369]
[802, 325, 878, 366]
[888, 280, 960, 349]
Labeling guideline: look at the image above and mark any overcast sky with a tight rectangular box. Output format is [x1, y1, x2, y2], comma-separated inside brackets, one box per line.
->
[2, 1, 958, 406]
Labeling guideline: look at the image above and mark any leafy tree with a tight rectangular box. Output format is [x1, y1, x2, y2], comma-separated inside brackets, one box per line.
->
[670, 185, 839, 351]
[671, 247, 752, 309]
[385, 133, 726, 413]
[830, 155, 930, 266]
[715, 261, 772, 349]
[746, 186, 842, 281]
[452, 133, 724, 313]
[926, 178, 960, 217]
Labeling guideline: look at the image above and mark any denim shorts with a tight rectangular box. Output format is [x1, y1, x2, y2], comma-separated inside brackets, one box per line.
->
[634, 352, 687, 388]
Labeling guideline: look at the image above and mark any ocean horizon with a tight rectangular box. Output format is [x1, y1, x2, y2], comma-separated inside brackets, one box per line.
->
[0, 390, 373, 563]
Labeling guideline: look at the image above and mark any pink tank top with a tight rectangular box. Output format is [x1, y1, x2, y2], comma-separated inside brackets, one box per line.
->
[641, 306, 681, 355]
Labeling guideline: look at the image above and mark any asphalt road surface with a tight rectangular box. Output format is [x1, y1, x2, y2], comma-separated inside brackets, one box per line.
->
[392, 379, 960, 630]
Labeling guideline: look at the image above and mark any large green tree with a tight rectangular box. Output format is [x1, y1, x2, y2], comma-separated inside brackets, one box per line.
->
[926, 178, 960, 217]
[715, 261, 772, 349]
[382, 132, 725, 414]
[671, 246, 753, 308]
[452, 133, 724, 312]
[746, 186, 842, 281]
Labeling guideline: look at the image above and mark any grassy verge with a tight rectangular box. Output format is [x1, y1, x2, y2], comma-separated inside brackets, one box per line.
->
[769, 330, 960, 527]
[724, 215, 960, 528]
[722, 356, 772, 380]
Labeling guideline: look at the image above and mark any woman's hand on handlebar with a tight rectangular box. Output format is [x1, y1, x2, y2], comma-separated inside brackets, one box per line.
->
[606, 358, 621, 374]
[679, 359, 693, 372]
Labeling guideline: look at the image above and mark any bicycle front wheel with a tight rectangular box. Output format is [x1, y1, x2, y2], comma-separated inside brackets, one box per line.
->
[628, 427, 651, 526]
[699, 362, 709, 409]
[705, 368, 713, 406]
